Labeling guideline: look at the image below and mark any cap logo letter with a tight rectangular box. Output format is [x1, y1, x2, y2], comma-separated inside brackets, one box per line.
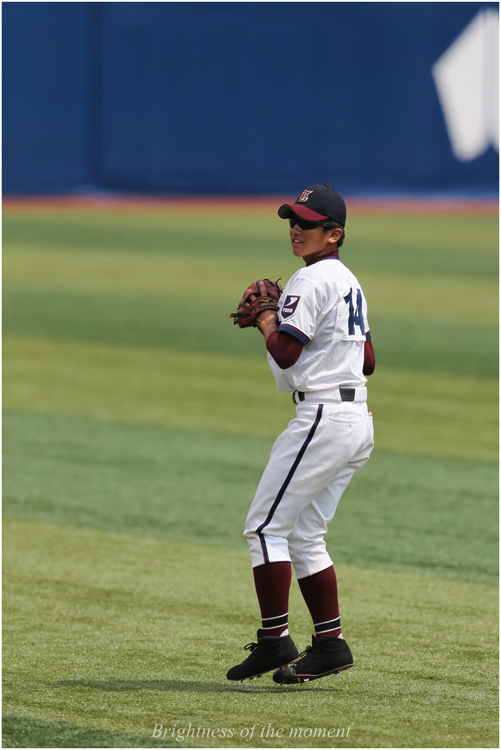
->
[298, 190, 313, 202]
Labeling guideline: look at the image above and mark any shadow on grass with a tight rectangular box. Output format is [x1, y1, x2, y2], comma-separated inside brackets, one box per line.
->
[2, 713, 184, 749]
[52, 678, 340, 694]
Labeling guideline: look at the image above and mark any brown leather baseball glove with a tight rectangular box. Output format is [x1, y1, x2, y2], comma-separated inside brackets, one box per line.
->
[227, 278, 283, 328]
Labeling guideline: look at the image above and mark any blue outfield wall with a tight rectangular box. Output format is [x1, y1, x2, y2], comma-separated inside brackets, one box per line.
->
[2, 2, 499, 196]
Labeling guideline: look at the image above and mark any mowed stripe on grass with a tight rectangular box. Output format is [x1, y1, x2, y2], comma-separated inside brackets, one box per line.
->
[3, 211, 498, 277]
[4, 410, 497, 584]
[4, 335, 497, 461]
[3, 286, 497, 377]
[4, 245, 497, 325]
[3, 519, 498, 749]
[2, 715, 184, 749]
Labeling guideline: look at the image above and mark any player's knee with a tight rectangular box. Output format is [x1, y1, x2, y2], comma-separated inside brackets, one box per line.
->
[289, 537, 331, 578]
[245, 529, 291, 565]
[243, 528, 261, 555]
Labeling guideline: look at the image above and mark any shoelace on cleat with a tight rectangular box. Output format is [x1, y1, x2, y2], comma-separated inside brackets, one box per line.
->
[244, 642, 258, 652]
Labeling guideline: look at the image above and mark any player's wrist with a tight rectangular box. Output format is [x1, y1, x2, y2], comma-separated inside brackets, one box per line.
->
[256, 310, 279, 339]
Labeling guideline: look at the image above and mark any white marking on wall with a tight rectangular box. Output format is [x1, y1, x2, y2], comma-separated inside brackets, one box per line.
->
[432, 9, 499, 161]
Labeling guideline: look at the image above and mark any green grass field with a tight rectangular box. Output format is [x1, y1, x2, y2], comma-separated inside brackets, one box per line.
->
[3, 205, 498, 748]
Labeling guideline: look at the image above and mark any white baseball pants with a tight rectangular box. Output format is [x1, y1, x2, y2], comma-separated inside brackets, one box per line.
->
[244, 401, 374, 579]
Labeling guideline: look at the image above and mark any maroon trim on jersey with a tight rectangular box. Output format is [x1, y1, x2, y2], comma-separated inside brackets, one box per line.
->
[305, 253, 340, 267]
[257, 405, 323, 562]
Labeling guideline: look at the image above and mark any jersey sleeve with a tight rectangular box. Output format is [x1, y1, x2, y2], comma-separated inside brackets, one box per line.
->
[277, 277, 324, 344]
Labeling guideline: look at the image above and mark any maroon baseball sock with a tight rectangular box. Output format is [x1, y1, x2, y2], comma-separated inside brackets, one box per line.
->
[298, 566, 342, 639]
[253, 561, 292, 637]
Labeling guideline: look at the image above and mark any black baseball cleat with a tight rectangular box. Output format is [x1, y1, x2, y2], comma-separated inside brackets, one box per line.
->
[226, 629, 299, 682]
[273, 635, 354, 684]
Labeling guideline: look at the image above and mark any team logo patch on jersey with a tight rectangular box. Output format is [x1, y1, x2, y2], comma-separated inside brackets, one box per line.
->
[281, 295, 300, 319]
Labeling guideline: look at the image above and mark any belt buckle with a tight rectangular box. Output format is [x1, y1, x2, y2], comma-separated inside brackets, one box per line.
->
[340, 388, 355, 402]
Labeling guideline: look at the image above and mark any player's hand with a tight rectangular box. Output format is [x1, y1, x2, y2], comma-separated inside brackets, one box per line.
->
[227, 279, 283, 328]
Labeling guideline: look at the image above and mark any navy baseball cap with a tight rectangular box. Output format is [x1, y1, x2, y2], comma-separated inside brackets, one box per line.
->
[278, 184, 346, 227]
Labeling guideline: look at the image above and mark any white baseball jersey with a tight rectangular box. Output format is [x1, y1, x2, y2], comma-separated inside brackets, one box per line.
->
[267, 256, 370, 393]
[245, 254, 374, 575]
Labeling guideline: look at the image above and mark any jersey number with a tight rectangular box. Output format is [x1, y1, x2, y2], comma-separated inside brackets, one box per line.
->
[343, 288, 365, 336]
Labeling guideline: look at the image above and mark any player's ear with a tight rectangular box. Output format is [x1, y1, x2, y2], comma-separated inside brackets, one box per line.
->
[327, 227, 343, 244]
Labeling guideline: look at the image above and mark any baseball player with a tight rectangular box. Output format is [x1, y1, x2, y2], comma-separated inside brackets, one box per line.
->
[226, 185, 375, 684]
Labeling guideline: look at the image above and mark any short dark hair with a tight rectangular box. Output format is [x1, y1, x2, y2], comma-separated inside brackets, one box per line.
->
[322, 220, 345, 248]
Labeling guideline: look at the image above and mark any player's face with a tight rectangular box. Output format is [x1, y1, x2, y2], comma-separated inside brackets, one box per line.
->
[289, 219, 340, 264]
